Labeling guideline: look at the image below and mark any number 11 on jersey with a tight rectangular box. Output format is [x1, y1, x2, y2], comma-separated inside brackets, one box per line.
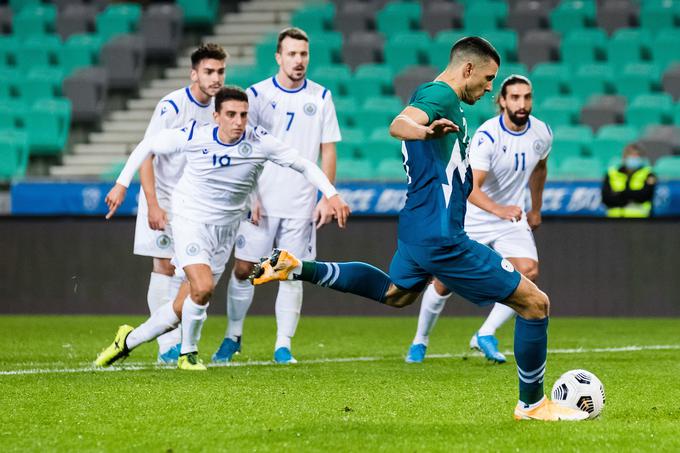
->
[514, 152, 526, 171]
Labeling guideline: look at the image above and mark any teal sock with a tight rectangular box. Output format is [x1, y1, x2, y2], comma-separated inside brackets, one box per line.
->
[296, 261, 392, 302]
[514, 316, 548, 405]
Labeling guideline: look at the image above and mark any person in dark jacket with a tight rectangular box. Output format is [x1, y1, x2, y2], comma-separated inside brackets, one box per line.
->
[602, 143, 657, 217]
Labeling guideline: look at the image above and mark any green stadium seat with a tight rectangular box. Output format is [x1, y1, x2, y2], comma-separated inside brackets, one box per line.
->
[607, 29, 652, 69]
[255, 37, 277, 71]
[384, 32, 431, 74]
[337, 128, 365, 159]
[336, 158, 375, 181]
[560, 29, 607, 66]
[376, 158, 406, 181]
[24, 98, 71, 156]
[674, 103, 680, 126]
[464, 1, 508, 31]
[364, 136, 402, 163]
[96, 3, 142, 42]
[100, 161, 127, 182]
[176, 0, 219, 26]
[0, 130, 29, 180]
[553, 157, 604, 181]
[463, 97, 497, 134]
[333, 96, 359, 129]
[592, 125, 639, 167]
[625, 93, 673, 130]
[427, 31, 468, 70]
[16, 35, 62, 71]
[60, 34, 103, 76]
[20, 67, 65, 103]
[613, 63, 662, 100]
[652, 30, 680, 73]
[494, 63, 529, 93]
[571, 64, 614, 103]
[477, 29, 518, 63]
[654, 156, 680, 180]
[310, 64, 352, 98]
[228, 65, 264, 90]
[549, 0, 596, 35]
[308, 31, 343, 67]
[0, 36, 19, 68]
[0, 99, 28, 131]
[640, 0, 680, 32]
[376, 1, 422, 37]
[349, 64, 395, 100]
[551, 125, 594, 163]
[355, 96, 403, 135]
[291, 3, 335, 33]
[9, 0, 42, 13]
[531, 63, 571, 98]
[537, 96, 581, 127]
[0, 69, 20, 99]
[12, 4, 56, 39]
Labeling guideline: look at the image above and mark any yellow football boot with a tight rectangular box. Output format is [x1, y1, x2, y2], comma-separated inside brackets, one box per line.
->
[177, 352, 207, 371]
[94, 325, 134, 367]
[250, 249, 301, 285]
[514, 396, 590, 421]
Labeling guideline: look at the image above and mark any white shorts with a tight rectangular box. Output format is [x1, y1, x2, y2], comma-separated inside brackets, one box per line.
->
[133, 194, 174, 259]
[468, 219, 538, 262]
[172, 215, 238, 275]
[234, 216, 316, 263]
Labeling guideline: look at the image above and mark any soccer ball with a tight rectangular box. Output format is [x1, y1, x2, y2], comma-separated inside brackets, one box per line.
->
[551, 369, 605, 419]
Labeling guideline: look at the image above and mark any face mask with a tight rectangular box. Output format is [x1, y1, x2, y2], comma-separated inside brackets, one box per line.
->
[624, 156, 644, 170]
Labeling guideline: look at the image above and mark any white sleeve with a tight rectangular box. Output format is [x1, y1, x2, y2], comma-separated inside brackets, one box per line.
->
[144, 99, 179, 138]
[541, 125, 553, 160]
[116, 128, 187, 187]
[468, 130, 496, 172]
[289, 158, 338, 199]
[321, 90, 342, 144]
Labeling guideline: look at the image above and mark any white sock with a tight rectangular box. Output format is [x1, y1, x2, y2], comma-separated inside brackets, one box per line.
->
[126, 301, 180, 350]
[274, 280, 302, 350]
[478, 303, 516, 336]
[225, 271, 255, 341]
[181, 296, 208, 355]
[155, 274, 183, 352]
[413, 284, 449, 346]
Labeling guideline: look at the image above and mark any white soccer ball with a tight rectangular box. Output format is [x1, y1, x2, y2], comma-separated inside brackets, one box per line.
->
[551, 369, 605, 419]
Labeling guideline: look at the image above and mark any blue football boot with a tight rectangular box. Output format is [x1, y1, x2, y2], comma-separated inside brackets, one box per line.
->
[273, 347, 297, 364]
[157, 343, 181, 364]
[212, 337, 241, 363]
[405, 343, 427, 363]
[475, 334, 507, 363]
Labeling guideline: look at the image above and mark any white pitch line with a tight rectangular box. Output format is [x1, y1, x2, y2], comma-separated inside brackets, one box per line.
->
[1, 344, 679, 377]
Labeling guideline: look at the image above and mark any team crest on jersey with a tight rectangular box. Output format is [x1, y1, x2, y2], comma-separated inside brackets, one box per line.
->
[533, 140, 546, 154]
[236, 234, 246, 249]
[186, 243, 200, 256]
[156, 234, 171, 249]
[303, 103, 317, 116]
[238, 142, 253, 157]
[501, 259, 515, 273]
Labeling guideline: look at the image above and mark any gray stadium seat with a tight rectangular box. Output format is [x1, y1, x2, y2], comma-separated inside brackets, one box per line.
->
[579, 95, 626, 132]
[518, 30, 560, 70]
[56, 4, 97, 40]
[101, 34, 145, 90]
[341, 32, 383, 70]
[662, 64, 680, 101]
[62, 66, 108, 123]
[637, 126, 680, 161]
[0, 6, 12, 34]
[596, 0, 639, 35]
[394, 65, 439, 103]
[421, 1, 463, 37]
[334, 2, 376, 35]
[506, 0, 552, 36]
[53, 0, 85, 10]
[141, 4, 183, 62]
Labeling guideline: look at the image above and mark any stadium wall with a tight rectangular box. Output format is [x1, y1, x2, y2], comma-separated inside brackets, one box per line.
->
[1, 217, 678, 317]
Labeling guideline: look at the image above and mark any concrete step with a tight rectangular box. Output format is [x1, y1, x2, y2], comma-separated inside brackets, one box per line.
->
[128, 98, 160, 110]
[164, 57, 254, 78]
[90, 131, 143, 144]
[212, 23, 282, 35]
[221, 12, 288, 26]
[110, 110, 154, 121]
[63, 154, 127, 166]
[73, 143, 129, 154]
[150, 78, 187, 89]
[140, 87, 175, 100]
[102, 121, 148, 133]
[240, 0, 301, 13]
[50, 165, 110, 177]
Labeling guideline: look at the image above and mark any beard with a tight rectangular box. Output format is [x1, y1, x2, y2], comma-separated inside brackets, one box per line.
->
[507, 108, 530, 126]
[286, 66, 306, 82]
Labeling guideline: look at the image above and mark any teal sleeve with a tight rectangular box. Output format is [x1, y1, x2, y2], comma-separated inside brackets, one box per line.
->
[409, 84, 451, 124]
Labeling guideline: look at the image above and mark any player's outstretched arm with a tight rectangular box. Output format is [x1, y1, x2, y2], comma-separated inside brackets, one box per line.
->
[468, 169, 522, 222]
[389, 106, 458, 141]
[290, 157, 350, 228]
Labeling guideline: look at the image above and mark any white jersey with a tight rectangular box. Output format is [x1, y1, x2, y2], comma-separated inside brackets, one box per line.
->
[117, 123, 337, 226]
[247, 76, 341, 219]
[143, 86, 215, 208]
[465, 114, 552, 235]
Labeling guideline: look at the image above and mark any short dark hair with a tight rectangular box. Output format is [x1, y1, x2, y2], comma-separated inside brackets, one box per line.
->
[449, 36, 501, 67]
[276, 27, 309, 53]
[191, 43, 228, 68]
[215, 86, 248, 112]
[495, 74, 532, 111]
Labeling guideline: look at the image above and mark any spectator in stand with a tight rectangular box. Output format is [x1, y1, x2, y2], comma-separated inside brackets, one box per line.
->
[602, 143, 657, 218]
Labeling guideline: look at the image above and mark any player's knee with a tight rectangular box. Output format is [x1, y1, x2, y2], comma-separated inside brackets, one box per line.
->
[153, 258, 175, 276]
[525, 289, 549, 319]
[432, 279, 451, 296]
[233, 259, 256, 281]
[191, 281, 214, 305]
[516, 262, 539, 282]
[384, 291, 418, 308]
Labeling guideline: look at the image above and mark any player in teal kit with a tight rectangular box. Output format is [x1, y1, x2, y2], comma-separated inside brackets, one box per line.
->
[251, 37, 587, 421]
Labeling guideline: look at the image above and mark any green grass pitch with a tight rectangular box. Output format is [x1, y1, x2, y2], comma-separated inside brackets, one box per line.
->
[2, 315, 679, 452]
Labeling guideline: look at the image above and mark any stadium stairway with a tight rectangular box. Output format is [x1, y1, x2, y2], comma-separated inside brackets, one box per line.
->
[49, 0, 301, 179]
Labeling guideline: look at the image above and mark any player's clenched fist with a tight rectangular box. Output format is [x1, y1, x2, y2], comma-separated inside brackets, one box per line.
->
[327, 194, 351, 228]
[425, 118, 459, 139]
[105, 183, 128, 219]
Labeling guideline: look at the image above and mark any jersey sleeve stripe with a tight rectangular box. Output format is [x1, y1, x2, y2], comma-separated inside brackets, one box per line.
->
[163, 99, 179, 114]
[322, 88, 328, 99]
[188, 120, 197, 141]
[249, 86, 258, 97]
[480, 130, 495, 143]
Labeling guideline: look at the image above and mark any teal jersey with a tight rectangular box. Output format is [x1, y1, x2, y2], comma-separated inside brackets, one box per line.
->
[398, 81, 472, 246]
